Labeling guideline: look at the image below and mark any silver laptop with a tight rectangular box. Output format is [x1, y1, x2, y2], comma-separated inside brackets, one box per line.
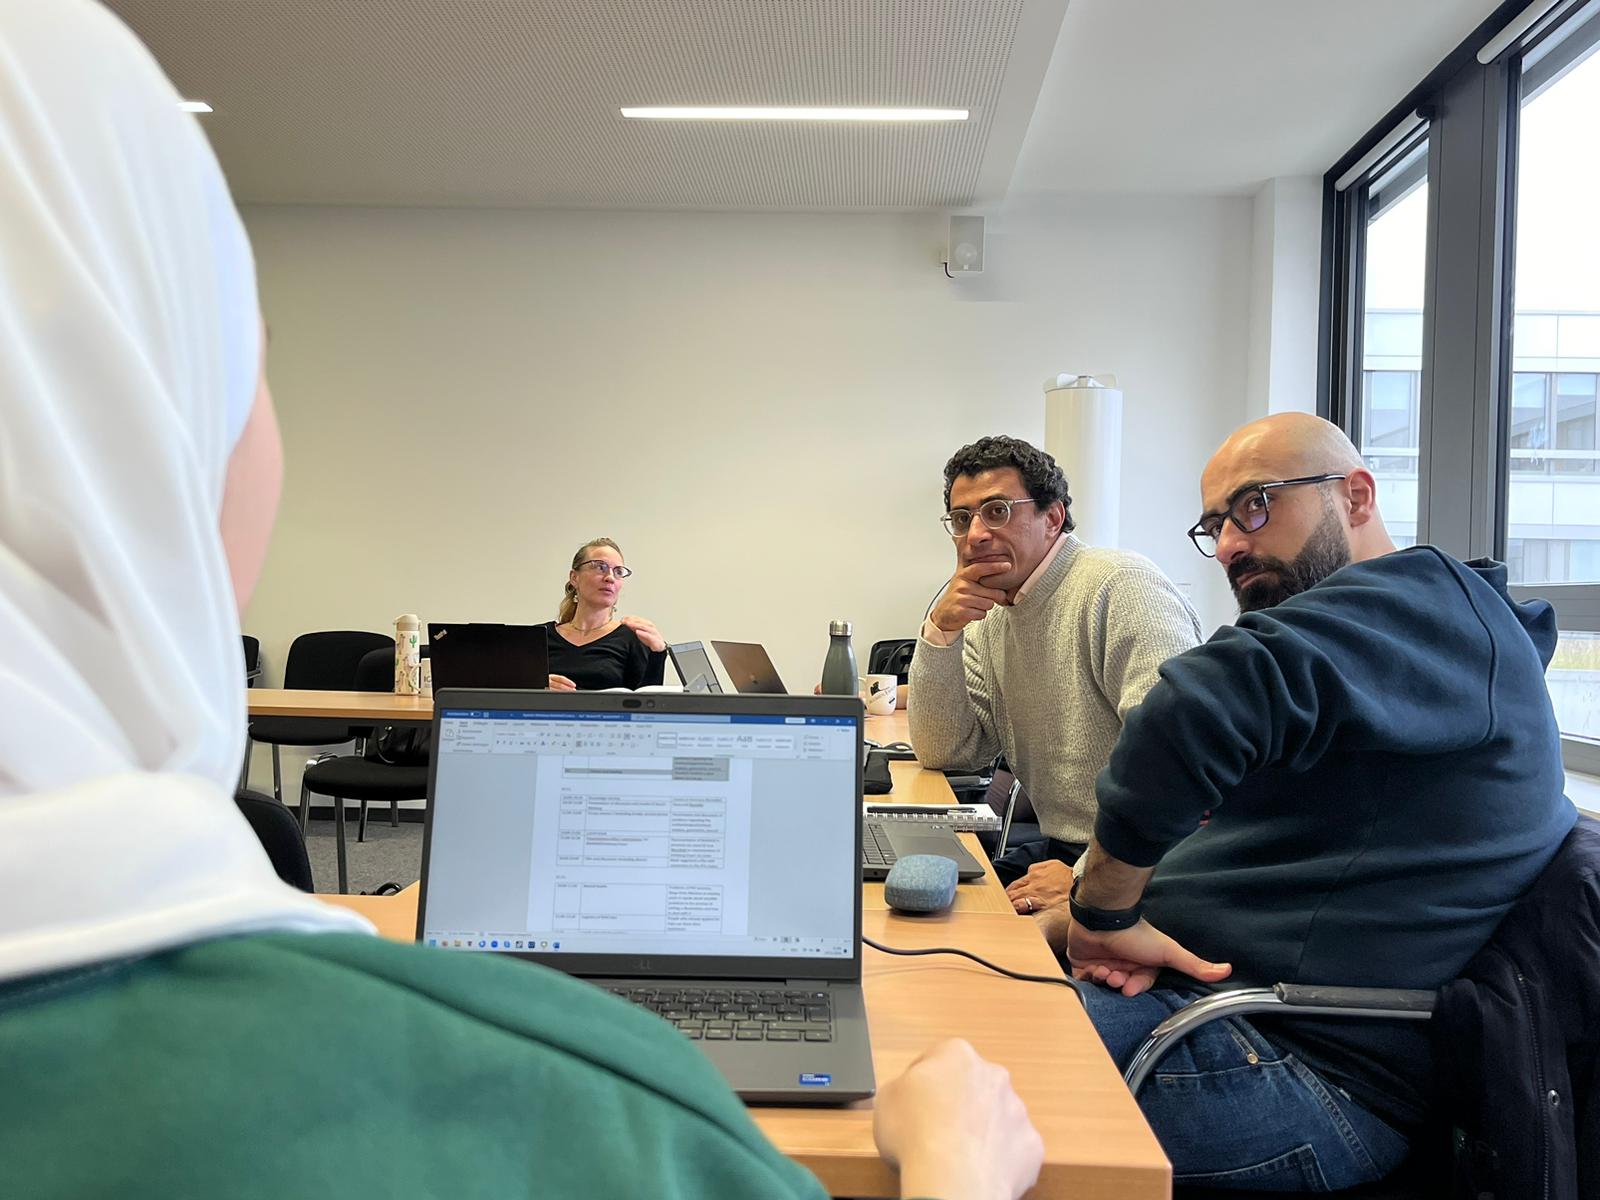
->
[711, 640, 787, 694]
[668, 640, 724, 693]
[416, 689, 874, 1104]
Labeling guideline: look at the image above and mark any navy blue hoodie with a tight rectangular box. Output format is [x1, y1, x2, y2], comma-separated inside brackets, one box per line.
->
[1095, 547, 1578, 1129]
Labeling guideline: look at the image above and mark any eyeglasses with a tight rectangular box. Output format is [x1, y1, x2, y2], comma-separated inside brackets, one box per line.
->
[577, 560, 633, 578]
[1187, 474, 1348, 558]
[941, 497, 1038, 538]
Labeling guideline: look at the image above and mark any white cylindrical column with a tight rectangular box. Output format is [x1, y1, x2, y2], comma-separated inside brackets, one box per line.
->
[1043, 374, 1123, 548]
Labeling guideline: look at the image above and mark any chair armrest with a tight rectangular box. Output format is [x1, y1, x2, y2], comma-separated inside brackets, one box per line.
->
[1122, 983, 1437, 1095]
[1275, 984, 1436, 1014]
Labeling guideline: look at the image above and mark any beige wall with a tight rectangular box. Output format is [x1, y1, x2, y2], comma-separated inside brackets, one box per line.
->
[243, 197, 1251, 705]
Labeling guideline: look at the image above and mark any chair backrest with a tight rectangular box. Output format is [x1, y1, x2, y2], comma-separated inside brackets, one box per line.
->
[233, 789, 315, 891]
[354, 646, 394, 693]
[1435, 814, 1600, 1197]
[241, 635, 261, 687]
[282, 630, 392, 690]
[868, 638, 916, 683]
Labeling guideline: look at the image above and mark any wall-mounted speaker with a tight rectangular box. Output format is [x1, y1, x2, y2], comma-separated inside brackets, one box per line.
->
[946, 215, 985, 276]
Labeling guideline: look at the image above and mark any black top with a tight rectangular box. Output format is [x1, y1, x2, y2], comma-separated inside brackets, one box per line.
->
[541, 621, 667, 691]
[1095, 548, 1577, 1130]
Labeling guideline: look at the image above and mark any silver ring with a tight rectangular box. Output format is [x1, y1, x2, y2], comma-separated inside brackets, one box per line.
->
[1024, 897, 1035, 913]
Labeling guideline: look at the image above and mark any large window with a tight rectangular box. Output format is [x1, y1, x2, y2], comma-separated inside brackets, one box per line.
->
[1322, 0, 1600, 769]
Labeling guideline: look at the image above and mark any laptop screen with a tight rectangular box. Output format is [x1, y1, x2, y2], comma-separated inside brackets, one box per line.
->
[419, 699, 860, 974]
[668, 641, 723, 693]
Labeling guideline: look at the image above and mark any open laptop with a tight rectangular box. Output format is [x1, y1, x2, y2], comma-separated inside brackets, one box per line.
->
[417, 689, 874, 1104]
[667, 641, 724, 693]
[861, 814, 986, 882]
[711, 640, 787, 694]
[427, 623, 549, 690]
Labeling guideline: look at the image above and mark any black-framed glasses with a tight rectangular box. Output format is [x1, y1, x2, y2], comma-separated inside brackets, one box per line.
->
[1186, 474, 1348, 558]
[578, 560, 633, 578]
[941, 497, 1038, 538]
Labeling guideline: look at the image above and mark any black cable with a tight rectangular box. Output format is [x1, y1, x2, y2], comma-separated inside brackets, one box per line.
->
[863, 935, 1085, 1005]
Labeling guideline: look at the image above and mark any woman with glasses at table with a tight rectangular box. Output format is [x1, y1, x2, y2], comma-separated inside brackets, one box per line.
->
[542, 537, 670, 690]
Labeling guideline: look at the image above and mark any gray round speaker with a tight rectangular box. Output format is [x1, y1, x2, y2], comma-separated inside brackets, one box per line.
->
[883, 854, 959, 914]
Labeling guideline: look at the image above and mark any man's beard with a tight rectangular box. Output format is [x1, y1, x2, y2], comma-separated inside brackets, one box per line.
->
[1228, 507, 1352, 613]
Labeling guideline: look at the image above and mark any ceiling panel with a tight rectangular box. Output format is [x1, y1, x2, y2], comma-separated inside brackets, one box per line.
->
[106, 0, 1067, 209]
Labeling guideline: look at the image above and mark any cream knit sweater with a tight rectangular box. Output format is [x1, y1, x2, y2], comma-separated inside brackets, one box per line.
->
[909, 534, 1202, 845]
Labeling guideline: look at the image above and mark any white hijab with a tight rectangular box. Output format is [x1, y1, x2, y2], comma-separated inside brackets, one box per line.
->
[0, 0, 369, 985]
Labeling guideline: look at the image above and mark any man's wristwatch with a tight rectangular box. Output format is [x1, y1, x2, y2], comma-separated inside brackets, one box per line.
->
[1068, 876, 1143, 932]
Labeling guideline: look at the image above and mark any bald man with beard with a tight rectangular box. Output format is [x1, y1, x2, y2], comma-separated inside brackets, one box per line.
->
[1039, 414, 1576, 1191]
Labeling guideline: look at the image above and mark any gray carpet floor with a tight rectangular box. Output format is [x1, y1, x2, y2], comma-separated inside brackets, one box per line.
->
[302, 809, 424, 895]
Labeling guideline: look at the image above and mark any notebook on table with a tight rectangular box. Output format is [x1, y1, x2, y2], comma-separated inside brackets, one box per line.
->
[416, 689, 874, 1104]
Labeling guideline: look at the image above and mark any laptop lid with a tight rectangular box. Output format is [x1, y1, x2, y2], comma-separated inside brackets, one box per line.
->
[418, 690, 864, 982]
[668, 641, 723, 693]
[710, 641, 787, 695]
[427, 623, 549, 690]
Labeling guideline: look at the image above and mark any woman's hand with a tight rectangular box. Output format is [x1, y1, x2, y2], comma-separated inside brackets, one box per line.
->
[874, 1039, 1043, 1200]
[617, 614, 666, 652]
[547, 673, 577, 692]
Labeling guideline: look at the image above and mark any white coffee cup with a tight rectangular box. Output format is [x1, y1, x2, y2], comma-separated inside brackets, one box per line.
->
[419, 657, 433, 698]
[862, 673, 898, 715]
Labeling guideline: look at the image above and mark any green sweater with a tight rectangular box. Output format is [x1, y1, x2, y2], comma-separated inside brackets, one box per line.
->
[0, 933, 830, 1199]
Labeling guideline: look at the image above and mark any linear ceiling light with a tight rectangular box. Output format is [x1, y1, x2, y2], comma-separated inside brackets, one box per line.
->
[620, 106, 967, 121]
[178, 100, 213, 113]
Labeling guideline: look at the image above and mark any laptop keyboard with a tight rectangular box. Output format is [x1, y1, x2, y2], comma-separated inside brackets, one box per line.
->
[607, 985, 834, 1042]
[862, 820, 899, 870]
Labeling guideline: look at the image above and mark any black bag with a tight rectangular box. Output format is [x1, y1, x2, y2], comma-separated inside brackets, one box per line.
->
[864, 748, 894, 795]
[368, 724, 431, 767]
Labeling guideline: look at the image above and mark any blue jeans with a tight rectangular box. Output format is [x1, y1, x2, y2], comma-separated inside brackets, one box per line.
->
[1081, 985, 1411, 1191]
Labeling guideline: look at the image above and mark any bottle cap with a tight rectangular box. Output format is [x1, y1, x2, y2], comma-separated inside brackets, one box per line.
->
[830, 620, 852, 637]
[394, 613, 420, 631]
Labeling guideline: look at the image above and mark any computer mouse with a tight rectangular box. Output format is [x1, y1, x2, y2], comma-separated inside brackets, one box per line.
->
[883, 855, 959, 915]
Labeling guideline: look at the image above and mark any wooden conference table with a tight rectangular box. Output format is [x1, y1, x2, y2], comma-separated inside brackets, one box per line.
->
[249, 690, 1170, 1198]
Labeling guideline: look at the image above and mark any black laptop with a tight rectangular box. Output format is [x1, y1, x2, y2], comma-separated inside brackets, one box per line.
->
[416, 689, 875, 1104]
[426, 623, 548, 690]
[668, 640, 724, 693]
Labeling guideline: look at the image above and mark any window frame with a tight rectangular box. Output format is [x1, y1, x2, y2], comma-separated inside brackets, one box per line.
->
[1320, 0, 1600, 774]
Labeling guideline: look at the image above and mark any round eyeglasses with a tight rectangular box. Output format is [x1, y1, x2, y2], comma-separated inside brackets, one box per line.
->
[1187, 474, 1347, 557]
[578, 560, 633, 578]
[941, 496, 1038, 538]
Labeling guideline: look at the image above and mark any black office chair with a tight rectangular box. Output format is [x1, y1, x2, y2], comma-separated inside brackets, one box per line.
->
[1124, 815, 1600, 1200]
[233, 788, 315, 892]
[246, 630, 393, 806]
[298, 647, 428, 894]
[241, 635, 262, 687]
[867, 637, 916, 683]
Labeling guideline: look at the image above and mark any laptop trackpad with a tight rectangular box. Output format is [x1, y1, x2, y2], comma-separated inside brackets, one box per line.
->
[900, 835, 967, 860]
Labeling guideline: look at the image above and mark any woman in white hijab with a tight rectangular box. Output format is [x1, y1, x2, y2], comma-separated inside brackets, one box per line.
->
[0, 4, 1042, 1198]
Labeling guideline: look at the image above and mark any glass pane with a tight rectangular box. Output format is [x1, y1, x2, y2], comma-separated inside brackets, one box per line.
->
[1507, 25, 1600, 581]
[1360, 140, 1427, 547]
[1547, 631, 1600, 740]
[1510, 372, 1550, 474]
[1555, 374, 1598, 475]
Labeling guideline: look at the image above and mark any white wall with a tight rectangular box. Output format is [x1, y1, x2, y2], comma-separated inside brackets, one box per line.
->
[1245, 176, 1323, 418]
[242, 197, 1251, 705]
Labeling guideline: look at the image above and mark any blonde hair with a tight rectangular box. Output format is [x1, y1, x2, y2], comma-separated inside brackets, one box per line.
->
[558, 537, 623, 624]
